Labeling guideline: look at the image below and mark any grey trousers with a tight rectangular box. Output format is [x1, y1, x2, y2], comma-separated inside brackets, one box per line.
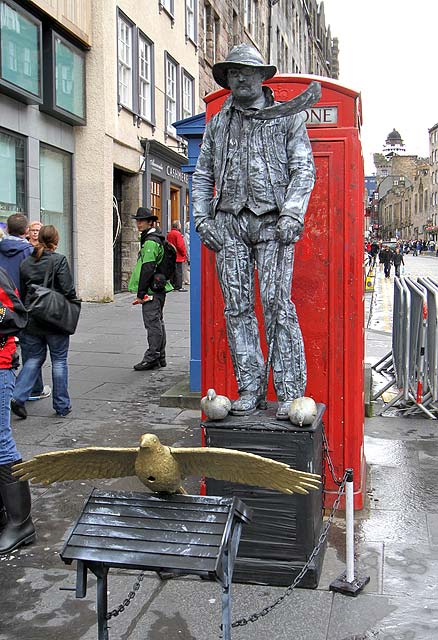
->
[141, 293, 166, 363]
[215, 210, 306, 401]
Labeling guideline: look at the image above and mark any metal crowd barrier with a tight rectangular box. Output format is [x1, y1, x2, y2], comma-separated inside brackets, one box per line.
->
[372, 276, 437, 419]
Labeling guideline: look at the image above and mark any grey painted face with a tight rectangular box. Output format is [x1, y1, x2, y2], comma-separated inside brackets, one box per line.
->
[226, 67, 265, 106]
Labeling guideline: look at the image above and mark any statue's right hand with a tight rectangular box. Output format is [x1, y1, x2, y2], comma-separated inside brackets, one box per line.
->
[197, 219, 223, 252]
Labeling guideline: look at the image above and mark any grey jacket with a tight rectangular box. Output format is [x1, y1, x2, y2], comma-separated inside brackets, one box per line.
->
[192, 86, 315, 229]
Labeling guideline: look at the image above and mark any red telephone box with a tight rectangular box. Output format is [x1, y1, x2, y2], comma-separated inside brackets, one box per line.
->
[200, 75, 365, 508]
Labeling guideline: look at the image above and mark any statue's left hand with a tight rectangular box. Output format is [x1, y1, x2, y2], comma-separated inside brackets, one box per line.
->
[275, 217, 303, 245]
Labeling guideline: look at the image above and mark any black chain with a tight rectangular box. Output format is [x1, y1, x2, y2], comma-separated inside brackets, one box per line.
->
[228, 471, 348, 631]
[106, 572, 146, 620]
[106, 430, 345, 628]
[322, 425, 343, 486]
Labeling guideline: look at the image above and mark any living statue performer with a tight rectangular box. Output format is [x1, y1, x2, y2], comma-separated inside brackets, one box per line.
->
[192, 44, 319, 419]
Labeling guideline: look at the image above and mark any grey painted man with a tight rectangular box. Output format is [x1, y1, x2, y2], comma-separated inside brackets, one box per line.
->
[192, 44, 317, 420]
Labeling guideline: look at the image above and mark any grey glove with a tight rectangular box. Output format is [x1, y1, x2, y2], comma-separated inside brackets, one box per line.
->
[275, 216, 303, 245]
[197, 219, 223, 252]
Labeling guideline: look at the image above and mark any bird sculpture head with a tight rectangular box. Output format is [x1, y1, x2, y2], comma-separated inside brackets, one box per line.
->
[139, 434, 161, 450]
[207, 388, 216, 401]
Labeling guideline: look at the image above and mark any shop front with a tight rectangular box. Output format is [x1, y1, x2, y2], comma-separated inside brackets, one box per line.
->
[142, 139, 189, 234]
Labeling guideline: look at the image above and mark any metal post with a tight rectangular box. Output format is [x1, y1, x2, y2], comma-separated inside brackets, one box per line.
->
[329, 469, 370, 596]
[345, 469, 355, 583]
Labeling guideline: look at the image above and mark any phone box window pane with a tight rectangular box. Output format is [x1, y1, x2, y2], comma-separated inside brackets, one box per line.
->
[55, 38, 84, 118]
[0, 2, 40, 96]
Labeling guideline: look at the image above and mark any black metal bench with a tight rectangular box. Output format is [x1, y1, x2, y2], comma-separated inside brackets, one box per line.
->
[60, 489, 252, 640]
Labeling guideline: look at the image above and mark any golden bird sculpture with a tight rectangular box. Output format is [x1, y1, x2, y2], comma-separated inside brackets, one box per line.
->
[13, 433, 320, 496]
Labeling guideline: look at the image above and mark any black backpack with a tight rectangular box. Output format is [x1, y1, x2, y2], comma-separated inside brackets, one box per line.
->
[157, 240, 177, 279]
[148, 236, 177, 291]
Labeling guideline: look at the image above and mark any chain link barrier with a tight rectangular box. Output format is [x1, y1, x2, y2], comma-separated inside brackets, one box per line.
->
[106, 426, 346, 631]
[106, 572, 146, 620]
[228, 469, 347, 631]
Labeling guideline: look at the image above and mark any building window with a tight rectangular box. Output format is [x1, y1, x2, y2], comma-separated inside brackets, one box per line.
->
[150, 177, 162, 226]
[165, 54, 178, 136]
[117, 13, 133, 109]
[54, 35, 85, 120]
[185, 0, 196, 42]
[203, 3, 219, 64]
[182, 71, 194, 119]
[160, 0, 174, 16]
[0, 0, 41, 101]
[243, 0, 259, 37]
[40, 144, 72, 266]
[138, 33, 152, 121]
[0, 129, 25, 226]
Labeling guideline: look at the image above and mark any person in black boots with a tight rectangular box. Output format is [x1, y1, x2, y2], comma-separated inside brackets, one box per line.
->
[0, 267, 36, 554]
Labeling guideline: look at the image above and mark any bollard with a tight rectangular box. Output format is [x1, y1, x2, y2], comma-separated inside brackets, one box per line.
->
[329, 469, 370, 596]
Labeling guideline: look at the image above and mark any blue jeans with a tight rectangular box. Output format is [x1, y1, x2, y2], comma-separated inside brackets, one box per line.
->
[13, 332, 71, 415]
[20, 334, 44, 396]
[0, 369, 21, 465]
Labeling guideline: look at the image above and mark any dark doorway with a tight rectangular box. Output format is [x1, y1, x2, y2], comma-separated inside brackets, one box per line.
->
[113, 169, 123, 293]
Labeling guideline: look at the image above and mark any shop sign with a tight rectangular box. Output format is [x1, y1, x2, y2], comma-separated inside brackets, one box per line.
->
[149, 157, 188, 184]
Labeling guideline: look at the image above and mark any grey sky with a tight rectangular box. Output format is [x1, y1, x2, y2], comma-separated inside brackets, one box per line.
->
[322, 1, 438, 174]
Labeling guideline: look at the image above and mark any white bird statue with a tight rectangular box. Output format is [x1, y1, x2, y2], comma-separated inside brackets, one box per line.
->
[200, 388, 231, 420]
[288, 397, 318, 427]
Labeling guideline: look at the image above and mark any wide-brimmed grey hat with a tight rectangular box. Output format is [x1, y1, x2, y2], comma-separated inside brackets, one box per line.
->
[212, 44, 277, 89]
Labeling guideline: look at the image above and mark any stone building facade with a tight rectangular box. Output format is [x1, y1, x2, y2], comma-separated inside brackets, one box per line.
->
[198, 0, 338, 104]
[376, 151, 431, 240]
[429, 122, 438, 232]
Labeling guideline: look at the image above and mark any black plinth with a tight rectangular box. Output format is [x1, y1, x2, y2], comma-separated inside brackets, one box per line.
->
[203, 403, 325, 588]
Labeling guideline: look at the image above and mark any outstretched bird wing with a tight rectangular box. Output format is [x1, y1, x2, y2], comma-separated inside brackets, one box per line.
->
[170, 447, 320, 495]
[13, 447, 139, 485]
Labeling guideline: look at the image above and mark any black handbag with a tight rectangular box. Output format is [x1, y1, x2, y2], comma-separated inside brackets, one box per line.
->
[27, 256, 81, 336]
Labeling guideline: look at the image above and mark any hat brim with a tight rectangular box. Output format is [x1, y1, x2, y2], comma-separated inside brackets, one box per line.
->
[212, 62, 277, 89]
[132, 215, 159, 222]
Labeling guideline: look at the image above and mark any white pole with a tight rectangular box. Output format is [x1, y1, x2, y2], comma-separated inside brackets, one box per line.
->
[345, 468, 355, 583]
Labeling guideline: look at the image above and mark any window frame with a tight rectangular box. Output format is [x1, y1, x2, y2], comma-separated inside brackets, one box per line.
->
[181, 69, 194, 120]
[164, 52, 179, 137]
[185, 0, 197, 45]
[0, 126, 26, 221]
[117, 9, 134, 111]
[0, 0, 43, 104]
[137, 30, 154, 124]
[159, 0, 174, 21]
[39, 142, 73, 268]
[41, 29, 86, 126]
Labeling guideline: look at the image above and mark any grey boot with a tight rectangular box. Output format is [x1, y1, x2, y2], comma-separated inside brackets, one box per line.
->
[0, 463, 36, 554]
[229, 391, 263, 416]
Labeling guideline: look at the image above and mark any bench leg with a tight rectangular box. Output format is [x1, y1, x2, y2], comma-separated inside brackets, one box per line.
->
[89, 563, 109, 640]
[76, 560, 87, 598]
[221, 584, 231, 640]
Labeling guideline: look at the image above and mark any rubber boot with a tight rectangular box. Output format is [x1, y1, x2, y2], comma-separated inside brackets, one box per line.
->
[0, 462, 36, 554]
[0, 498, 6, 529]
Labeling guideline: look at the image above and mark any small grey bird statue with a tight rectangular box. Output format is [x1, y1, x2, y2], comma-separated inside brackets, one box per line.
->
[13, 433, 320, 496]
[288, 397, 318, 427]
[200, 388, 231, 420]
